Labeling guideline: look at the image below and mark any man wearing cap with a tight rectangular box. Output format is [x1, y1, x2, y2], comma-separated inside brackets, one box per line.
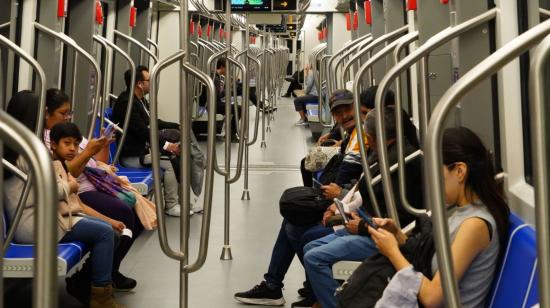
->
[233, 89, 371, 308]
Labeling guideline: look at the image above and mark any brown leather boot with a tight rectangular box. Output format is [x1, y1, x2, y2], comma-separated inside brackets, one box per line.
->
[90, 284, 126, 308]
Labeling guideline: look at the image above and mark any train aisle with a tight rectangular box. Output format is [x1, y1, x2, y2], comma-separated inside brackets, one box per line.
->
[61, 93, 313, 307]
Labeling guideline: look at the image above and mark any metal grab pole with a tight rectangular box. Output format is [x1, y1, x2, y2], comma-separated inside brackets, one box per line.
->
[93, 35, 136, 165]
[92, 36, 111, 130]
[70, 51, 78, 116]
[319, 54, 333, 127]
[350, 36, 411, 220]
[530, 33, 550, 308]
[147, 38, 159, 58]
[0, 110, 58, 308]
[342, 25, 409, 87]
[34, 22, 102, 140]
[392, 32, 425, 217]
[424, 19, 550, 308]
[333, 36, 373, 89]
[113, 30, 159, 65]
[0, 35, 46, 137]
[259, 48, 267, 148]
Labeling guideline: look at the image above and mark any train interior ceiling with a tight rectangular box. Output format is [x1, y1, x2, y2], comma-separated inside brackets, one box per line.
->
[1, 0, 550, 307]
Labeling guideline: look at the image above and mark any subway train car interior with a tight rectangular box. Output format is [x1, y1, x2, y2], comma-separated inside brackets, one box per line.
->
[1, 0, 550, 307]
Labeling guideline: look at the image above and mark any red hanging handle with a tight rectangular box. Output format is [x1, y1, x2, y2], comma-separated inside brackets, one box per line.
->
[95, 1, 104, 25]
[345, 13, 351, 31]
[198, 24, 203, 37]
[207, 24, 212, 38]
[407, 0, 417, 10]
[364, 1, 372, 25]
[57, 0, 66, 18]
[353, 11, 359, 30]
[440, 0, 449, 3]
[190, 21, 195, 34]
[323, 27, 328, 40]
[129, 7, 137, 28]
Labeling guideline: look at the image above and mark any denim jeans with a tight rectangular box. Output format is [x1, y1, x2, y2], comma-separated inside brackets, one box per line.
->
[264, 220, 333, 290]
[303, 228, 379, 308]
[60, 217, 115, 287]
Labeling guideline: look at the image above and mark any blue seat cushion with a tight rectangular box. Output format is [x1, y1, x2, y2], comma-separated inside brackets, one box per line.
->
[488, 213, 538, 307]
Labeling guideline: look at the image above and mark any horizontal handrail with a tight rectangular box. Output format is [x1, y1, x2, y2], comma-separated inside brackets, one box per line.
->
[35, 22, 102, 140]
[425, 17, 550, 308]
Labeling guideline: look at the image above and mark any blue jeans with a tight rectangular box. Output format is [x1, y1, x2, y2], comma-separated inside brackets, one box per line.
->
[303, 229, 379, 308]
[264, 220, 333, 289]
[60, 217, 114, 287]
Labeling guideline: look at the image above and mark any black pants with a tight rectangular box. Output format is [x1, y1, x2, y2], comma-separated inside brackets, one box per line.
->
[216, 102, 242, 137]
[285, 71, 304, 96]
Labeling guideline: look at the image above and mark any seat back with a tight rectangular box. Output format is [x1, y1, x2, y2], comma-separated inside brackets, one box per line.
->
[488, 213, 539, 307]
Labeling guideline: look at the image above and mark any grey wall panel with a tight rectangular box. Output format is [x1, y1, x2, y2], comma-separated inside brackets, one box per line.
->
[65, 0, 96, 136]
[455, 1, 496, 156]
[130, 4, 152, 67]
[112, 0, 132, 97]
[35, 0, 64, 89]
[370, 0, 385, 84]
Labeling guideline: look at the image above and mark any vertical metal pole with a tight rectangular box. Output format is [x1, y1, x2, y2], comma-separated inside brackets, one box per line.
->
[242, 13, 251, 200]
[178, 0, 191, 307]
[419, 56, 430, 142]
[70, 51, 78, 120]
[0, 141, 3, 308]
[260, 36, 267, 148]
[140, 49, 144, 66]
[221, 0, 233, 260]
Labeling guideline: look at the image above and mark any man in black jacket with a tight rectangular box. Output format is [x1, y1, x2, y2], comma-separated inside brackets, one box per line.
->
[113, 65, 182, 217]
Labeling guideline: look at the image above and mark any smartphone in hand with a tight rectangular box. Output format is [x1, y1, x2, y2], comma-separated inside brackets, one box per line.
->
[333, 198, 350, 223]
[356, 208, 379, 229]
[103, 122, 117, 138]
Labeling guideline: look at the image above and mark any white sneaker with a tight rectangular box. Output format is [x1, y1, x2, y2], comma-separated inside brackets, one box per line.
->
[295, 118, 308, 126]
[165, 204, 181, 217]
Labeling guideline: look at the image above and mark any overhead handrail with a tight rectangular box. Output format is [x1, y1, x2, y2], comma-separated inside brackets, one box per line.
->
[34, 22, 102, 140]
[540, 8, 550, 18]
[374, 8, 498, 231]
[424, 18, 550, 308]
[113, 30, 159, 64]
[93, 35, 136, 165]
[343, 25, 409, 88]
[0, 34, 46, 137]
[0, 109, 59, 308]
[351, 34, 416, 222]
[529, 29, 550, 308]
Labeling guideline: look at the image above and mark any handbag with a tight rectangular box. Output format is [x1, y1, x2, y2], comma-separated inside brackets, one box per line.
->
[279, 186, 332, 226]
[304, 145, 340, 172]
[84, 167, 136, 207]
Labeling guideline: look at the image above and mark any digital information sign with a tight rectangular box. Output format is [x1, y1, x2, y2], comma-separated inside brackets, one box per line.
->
[231, 0, 271, 12]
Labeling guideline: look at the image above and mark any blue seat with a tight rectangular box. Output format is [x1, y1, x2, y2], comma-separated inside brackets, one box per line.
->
[488, 213, 539, 307]
[3, 212, 89, 278]
[95, 107, 156, 196]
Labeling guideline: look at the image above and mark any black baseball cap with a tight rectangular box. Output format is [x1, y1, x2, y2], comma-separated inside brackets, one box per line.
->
[329, 89, 354, 111]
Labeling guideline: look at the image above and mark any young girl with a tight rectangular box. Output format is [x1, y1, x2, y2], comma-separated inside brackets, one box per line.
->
[369, 127, 510, 307]
[4, 91, 125, 308]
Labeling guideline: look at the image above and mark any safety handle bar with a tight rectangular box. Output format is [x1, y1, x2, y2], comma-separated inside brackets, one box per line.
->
[147, 38, 159, 58]
[343, 25, 409, 88]
[34, 22, 102, 140]
[113, 30, 159, 65]
[374, 8, 497, 232]
[93, 35, 136, 165]
[332, 36, 374, 90]
[424, 17, 550, 308]
[149, 50, 187, 261]
[91, 36, 111, 130]
[318, 54, 333, 127]
[0, 110, 59, 308]
[0, 34, 46, 138]
[237, 51, 262, 146]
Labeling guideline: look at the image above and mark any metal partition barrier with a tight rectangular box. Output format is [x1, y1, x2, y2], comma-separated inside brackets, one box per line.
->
[34, 22, 102, 140]
[343, 25, 409, 88]
[351, 32, 420, 222]
[148, 0, 217, 306]
[113, 30, 159, 65]
[0, 35, 46, 137]
[92, 35, 136, 165]
[147, 38, 159, 59]
[423, 18, 550, 308]
[0, 110, 58, 308]
[332, 35, 374, 90]
[373, 8, 498, 229]
[319, 54, 332, 126]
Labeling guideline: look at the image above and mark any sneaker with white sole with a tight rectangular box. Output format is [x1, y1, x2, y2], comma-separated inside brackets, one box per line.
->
[234, 281, 285, 306]
[165, 204, 181, 217]
[295, 118, 308, 126]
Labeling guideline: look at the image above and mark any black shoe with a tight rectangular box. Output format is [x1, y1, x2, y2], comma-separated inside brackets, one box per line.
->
[234, 281, 285, 306]
[291, 297, 316, 308]
[65, 274, 90, 305]
[297, 287, 312, 298]
[113, 272, 137, 291]
[281, 93, 291, 98]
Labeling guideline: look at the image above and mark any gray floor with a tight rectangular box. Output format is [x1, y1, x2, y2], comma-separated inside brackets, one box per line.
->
[55, 94, 317, 307]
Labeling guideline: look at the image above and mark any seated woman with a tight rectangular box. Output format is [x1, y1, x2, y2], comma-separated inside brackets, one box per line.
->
[371, 127, 509, 308]
[44, 88, 143, 291]
[4, 91, 125, 308]
[303, 106, 424, 308]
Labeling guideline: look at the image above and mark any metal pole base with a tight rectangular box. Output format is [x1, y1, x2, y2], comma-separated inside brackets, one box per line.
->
[241, 189, 251, 200]
[220, 245, 233, 260]
[266, 126, 271, 133]
[260, 141, 267, 148]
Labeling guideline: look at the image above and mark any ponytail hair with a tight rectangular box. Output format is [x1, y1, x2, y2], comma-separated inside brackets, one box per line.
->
[442, 127, 510, 251]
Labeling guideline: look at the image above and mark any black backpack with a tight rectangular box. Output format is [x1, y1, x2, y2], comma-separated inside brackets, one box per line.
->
[279, 186, 332, 226]
[319, 153, 344, 184]
[336, 253, 396, 308]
